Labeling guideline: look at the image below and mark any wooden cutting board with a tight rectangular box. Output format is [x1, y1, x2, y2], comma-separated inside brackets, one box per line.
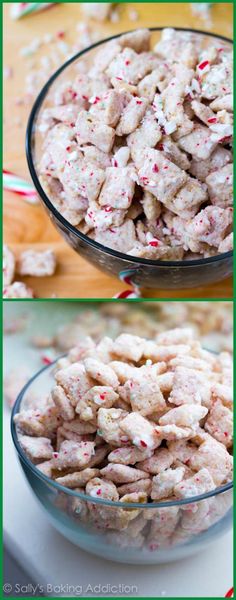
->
[3, 2, 233, 299]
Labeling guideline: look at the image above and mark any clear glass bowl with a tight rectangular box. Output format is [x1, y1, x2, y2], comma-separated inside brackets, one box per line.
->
[11, 361, 233, 565]
[25, 28, 233, 290]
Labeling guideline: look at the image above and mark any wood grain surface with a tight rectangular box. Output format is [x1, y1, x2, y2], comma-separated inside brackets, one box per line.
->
[3, 2, 233, 299]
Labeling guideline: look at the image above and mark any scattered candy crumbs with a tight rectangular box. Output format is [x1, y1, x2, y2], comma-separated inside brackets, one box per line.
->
[4, 19, 102, 113]
[110, 8, 121, 24]
[128, 8, 139, 22]
[190, 3, 213, 27]
[6, 4, 144, 122]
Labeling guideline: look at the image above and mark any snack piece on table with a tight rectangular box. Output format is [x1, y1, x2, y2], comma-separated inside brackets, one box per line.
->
[17, 249, 56, 277]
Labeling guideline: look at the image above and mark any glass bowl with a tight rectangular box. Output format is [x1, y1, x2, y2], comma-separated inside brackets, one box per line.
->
[25, 28, 233, 290]
[11, 361, 233, 565]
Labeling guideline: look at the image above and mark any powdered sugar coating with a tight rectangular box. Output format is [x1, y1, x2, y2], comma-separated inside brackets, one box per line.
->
[3, 281, 34, 299]
[14, 328, 232, 551]
[37, 28, 233, 259]
[17, 249, 56, 277]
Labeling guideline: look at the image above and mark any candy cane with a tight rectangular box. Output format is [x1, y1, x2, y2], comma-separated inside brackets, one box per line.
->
[10, 3, 56, 19]
[113, 289, 140, 299]
[119, 268, 139, 287]
[225, 587, 233, 598]
[113, 268, 142, 299]
[119, 268, 141, 295]
[3, 170, 39, 204]
[40, 349, 56, 365]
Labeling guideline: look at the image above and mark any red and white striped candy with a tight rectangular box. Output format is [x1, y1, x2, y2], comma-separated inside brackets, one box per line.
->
[10, 3, 55, 19]
[225, 587, 233, 598]
[3, 170, 39, 204]
[113, 289, 141, 299]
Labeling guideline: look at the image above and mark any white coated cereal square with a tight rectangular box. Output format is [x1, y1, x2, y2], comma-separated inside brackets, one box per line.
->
[155, 424, 195, 441]
[166, 177, 208, 218]
[104, 90, 128, 127]
[189, 147, 232, 183]
[218, 233, 233, 253]
[3, 282, 34, 299]
[86, 477, 119, 501]
[116, 96, 148, 136]
[108, 445, 152, 465]
[205, 401, 233, 447]
[119, 29, 151, 53]
[60, 159, 105, 203]
[159, 404, 208, 428]
[137, 447, 174, 474]
[174, 467, 215, 498]
[106, 48, 158, 85]
[56, 468, 100, 488]
[100, 463, 149, 483]
[124, 377, 166, 417]
[200, 60, 232, 101]
[206, 164, 233, 207]
[52, 385, 75, 421]
[178, 124, 217, 160]
[94, 219, 137, 253]
[112, 333, 145, 362]
[138, 148, 187, 204]
[76, 386, 118, 421]
[75, 110, 115, 153]
[54, 440, 95, 471]
[97, 407, 129, 446]
[55, 363, 93, 406]
[17, 249, 56, 277]
[169, 366, 211, 406]
[99, 167, 135, 209]
[155, 328, 194, 346]
[127, 109, 162, 152]
[186, 206, 233, 249]
[151, 466, 185, 500]
[83, 358, 119, 388]
[117, 478, 152, 496]
[120, 412, 160, 450]
[189, 439, 232, 486]
[19, 435, 54, 462]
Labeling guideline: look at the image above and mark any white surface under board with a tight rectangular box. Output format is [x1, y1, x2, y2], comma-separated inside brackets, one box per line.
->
[3, 302, 233, 598]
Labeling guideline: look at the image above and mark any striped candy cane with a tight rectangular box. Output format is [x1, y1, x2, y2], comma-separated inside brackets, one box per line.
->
[10, 3, 56, 19]
[225, 588, 233, 598]
[3, 170, 39, 204]
[119, 268, 140, 288]
[113, 289, 140, 299]
[113, 268, 142, 299]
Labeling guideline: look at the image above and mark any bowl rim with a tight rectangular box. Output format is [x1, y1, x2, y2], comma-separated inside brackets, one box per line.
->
[26, 27, 233, 269]
[11, 358, 233, 510]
